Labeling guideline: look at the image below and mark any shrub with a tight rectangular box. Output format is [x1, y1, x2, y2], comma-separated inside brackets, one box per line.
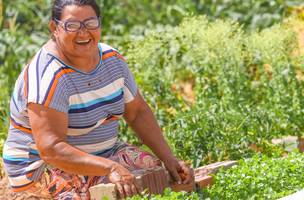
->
[125, 16, 303, 166]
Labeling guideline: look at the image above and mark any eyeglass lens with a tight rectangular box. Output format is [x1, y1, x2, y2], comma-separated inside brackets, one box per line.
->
[65, 18, 100, 32]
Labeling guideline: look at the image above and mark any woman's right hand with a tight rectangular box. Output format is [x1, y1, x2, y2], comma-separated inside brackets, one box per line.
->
[109, 163, 138, 199]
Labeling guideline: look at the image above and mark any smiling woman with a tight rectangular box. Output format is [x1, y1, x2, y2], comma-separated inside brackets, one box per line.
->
[48, 3, 101, 73]
[1, 0, 193, 199]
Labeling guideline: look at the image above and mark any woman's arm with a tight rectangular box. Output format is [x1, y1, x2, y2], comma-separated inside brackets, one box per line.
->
[28, 103, 137, 198]
[123, 91, 193, 184]
[28, 103, 116, 175]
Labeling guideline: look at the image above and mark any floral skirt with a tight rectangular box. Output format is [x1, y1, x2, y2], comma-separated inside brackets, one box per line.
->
[20, 142, 161, 200]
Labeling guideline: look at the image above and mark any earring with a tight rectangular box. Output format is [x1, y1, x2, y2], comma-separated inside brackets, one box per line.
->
[51, 34, 56, 41]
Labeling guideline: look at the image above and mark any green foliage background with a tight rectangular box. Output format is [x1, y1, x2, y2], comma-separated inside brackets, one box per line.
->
[124, 16, 304, 166]
[1, 0, 304, 198]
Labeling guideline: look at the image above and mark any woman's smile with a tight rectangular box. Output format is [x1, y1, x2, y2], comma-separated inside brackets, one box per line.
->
[75, 39, 91, 45]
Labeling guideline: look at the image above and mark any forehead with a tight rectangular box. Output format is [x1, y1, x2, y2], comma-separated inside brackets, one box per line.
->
[60, 5, 97, 21]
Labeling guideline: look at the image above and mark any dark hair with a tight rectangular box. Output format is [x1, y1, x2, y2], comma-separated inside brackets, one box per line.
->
[51, 0, 100, 20]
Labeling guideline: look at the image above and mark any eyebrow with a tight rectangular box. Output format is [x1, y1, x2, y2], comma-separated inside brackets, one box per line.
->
[61, 16, 98, 22]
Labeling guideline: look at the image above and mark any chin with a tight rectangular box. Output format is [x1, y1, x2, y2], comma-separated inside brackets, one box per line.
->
[74, 45, 95, 53]
[74, 50, 93, 57]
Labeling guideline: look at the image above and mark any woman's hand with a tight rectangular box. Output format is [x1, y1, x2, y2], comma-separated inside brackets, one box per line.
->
[163, 157, 194, 184]
[108, 163, 138, 199]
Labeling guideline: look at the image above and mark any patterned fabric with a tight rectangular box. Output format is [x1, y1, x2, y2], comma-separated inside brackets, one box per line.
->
[23, 142, 161, 200]
[2, 43, 138, 192]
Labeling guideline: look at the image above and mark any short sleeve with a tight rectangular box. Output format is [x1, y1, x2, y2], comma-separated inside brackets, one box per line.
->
[25, 50, 71, 113]
[99, 43, 138, 103]
[122, 61, 138, 103]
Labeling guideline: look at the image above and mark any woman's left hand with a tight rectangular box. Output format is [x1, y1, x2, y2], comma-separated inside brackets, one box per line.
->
[163, 157, 194, 184]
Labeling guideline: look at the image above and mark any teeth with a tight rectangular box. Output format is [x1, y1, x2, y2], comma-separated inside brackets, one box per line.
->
[76, 39, 90, 44]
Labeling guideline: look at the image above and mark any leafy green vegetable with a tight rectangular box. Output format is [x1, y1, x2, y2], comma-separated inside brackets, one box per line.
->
[203, 153, 304, 199]
[127, 188, 201, 200]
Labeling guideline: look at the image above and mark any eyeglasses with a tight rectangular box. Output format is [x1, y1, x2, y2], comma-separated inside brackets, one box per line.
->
[54, 17, 101, 32]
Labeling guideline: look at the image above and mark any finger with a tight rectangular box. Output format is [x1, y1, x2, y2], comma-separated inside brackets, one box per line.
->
[169, 167, 182, 184]
[131, 184, 138, 196]
[134, 177, 143, 194]
[183, 169, 192, 184]
[123, 183, 132, 197]
[180, 164, 192, 184]
[176, 162, 183, 173]
[116, 183, 125, 199]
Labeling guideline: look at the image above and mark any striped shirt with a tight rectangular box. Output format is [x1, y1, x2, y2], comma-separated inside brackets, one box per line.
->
[2, 43, 138, 192]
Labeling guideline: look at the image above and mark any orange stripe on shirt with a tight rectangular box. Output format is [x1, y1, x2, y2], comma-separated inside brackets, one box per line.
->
[11, 181, 35, 192]
[10, 118, 32, 134]
[102, 51, 125, 61]
[26, 172, 34, 179]
[102, 116, 120, 125]
[44, 68, 74, 107]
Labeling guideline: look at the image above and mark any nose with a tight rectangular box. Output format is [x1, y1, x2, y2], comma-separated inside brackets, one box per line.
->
[77, 24, 89, 34]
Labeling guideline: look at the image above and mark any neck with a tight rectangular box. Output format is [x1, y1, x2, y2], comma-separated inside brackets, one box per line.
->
[60, 49, 100, 73]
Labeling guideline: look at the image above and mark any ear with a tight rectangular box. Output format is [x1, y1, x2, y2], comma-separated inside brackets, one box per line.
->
[49, 20, 58, 36]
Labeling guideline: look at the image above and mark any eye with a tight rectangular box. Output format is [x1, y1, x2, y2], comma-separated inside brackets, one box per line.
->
[65, 21, 81, 31]
[84, 19, 99, 29]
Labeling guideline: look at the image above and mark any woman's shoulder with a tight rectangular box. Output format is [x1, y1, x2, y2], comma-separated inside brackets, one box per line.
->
[24, 46, 55, 75]
[99, 43, 120, 54]
[99, 43, 126, 62]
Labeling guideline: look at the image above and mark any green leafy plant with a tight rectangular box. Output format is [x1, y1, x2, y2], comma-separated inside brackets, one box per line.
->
[125, 16, 303, 166]
[127, 188, 201, 200]
[203, 153, 304, 200]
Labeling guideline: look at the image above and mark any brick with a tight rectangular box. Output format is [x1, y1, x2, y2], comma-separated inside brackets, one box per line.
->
[195, 175, 213, 188]
[147, 170, 155, 194]
[153, 168, 162, 194]
[159, 168, 170, 194]
[133, 167, 169, 195]
[132, 169, 147, 193]
[141, 172, 150, 194]
[194, 161, 238, 175]
[89, 183, 116, 200]
[194, 161, 237, 189]
[135, 175, 144, 193]
[88, 161, 237, 199]
[170, 181, 196, 192]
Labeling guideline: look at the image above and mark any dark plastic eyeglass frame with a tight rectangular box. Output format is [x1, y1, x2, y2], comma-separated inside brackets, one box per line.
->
[54, 17, 101, 32]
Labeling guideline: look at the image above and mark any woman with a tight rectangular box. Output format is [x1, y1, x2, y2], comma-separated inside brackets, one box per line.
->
[2, 0, 192, 199]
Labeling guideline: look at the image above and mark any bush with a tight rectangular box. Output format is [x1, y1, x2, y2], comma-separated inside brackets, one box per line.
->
[196, 0, 304, 30]
[125, 16, 304, 166]
[203, 153, 304, 199]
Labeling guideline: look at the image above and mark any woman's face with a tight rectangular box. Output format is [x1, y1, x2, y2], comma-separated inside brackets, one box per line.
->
[54, 5, 101, 58]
